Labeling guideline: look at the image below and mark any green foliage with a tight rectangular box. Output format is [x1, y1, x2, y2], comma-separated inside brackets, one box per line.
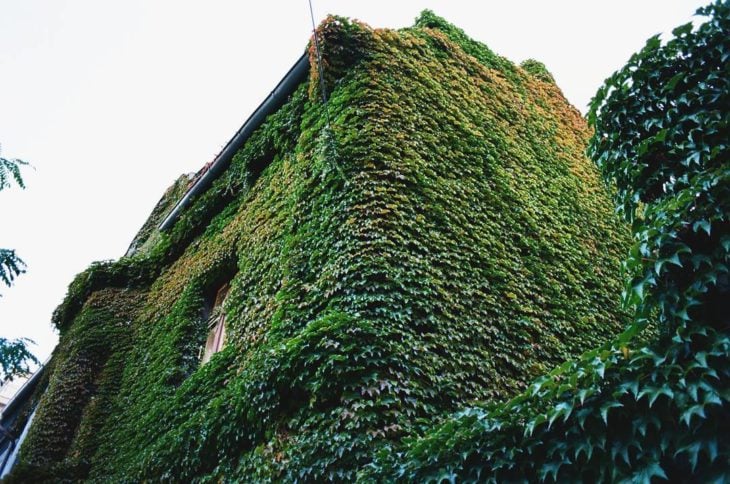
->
[0, 248, 25, 288]
[126, 173, 194, 255]
[308, 15, 374, 101]
[413, 10, 519, 82]
[520, 59, 556, 84]
[373, 2, 730, 481]
[50, 257, 160, 333]
[10, 11, 631, 482]
[0, 154, 28, 190]
[11, 289, 144, 480]
[0, 154, 28, 288]
[0, 150, 37, 382]
[0, 337, 39, 383]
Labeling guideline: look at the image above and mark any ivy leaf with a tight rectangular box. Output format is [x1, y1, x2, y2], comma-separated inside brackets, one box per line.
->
[523, 414, 547, 437]
[644, 34, 662, 53]
[633, 462, 668, 483]
[675, 441, 702, 472]
[680, 404, 706, 426]
[539, 461, 563, 482]
[655, 252, 682, 275]
[649, 386, 674, 407]
[664, 73, 684, 92]
[672, 22, 693, 37]
[600, 401, 623, 425]
[692, 220, 711, 236]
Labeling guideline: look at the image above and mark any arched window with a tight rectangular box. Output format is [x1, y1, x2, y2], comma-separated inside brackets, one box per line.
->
[200, 282, 230, 364]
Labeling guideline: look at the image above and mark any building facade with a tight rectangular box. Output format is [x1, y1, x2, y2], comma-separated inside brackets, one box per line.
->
[6, 12, 631, 481]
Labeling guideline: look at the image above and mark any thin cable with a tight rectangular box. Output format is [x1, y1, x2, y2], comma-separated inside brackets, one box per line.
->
[307, 0, 346, 181]
[308, 0, 331, 115]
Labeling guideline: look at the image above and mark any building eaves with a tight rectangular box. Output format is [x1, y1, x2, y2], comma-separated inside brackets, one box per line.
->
[157, 52, 310, 232]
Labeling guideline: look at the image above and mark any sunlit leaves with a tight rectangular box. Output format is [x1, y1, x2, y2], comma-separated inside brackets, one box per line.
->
[379, 2, 730, 482]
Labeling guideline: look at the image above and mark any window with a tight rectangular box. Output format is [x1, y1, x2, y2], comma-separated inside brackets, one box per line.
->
[200, 282, 230, 364]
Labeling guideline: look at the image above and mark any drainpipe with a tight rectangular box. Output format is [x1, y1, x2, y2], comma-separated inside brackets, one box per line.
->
[0, 407, 36, 477]
[0, 432, 16, 476]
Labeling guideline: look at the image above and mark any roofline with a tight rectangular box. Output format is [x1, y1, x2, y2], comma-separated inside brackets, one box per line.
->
[1, 364, 46, 423]
[158, 52, 310, 232]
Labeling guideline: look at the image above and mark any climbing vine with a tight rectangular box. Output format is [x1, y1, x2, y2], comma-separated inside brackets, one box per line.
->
[8, 10, 635, 482]
[373, 2, 730, 482]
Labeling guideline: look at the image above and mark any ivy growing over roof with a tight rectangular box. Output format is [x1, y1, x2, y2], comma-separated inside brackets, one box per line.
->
[8, 10, 635, 482]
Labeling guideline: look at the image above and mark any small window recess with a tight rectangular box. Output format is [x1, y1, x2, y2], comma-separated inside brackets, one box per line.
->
[200, 282, 230, 364]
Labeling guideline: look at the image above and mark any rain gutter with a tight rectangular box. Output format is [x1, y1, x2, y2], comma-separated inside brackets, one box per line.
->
[158, 53, 310, 232]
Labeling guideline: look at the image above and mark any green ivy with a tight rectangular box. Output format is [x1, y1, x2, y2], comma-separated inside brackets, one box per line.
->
[12, 289, 145, 480]
[373, 2, 730, 482]
[520, 59, 556, 84]
[9, 11, 632, 482]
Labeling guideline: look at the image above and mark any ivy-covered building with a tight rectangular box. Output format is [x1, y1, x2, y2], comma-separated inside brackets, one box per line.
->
[6, 12, 634, 481]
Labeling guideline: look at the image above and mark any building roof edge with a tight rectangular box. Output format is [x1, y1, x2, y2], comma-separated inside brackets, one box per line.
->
[157, 52, 310, 233]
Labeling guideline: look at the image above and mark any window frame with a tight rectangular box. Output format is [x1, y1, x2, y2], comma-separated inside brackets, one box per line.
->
[200, 282, 230, 364]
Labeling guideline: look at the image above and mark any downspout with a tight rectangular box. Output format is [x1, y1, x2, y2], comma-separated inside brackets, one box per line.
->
[157, 53, 310, 233]
[0, 365, 46, 477]
[0, 407, 37, 477]
[0, 423, 16, 473]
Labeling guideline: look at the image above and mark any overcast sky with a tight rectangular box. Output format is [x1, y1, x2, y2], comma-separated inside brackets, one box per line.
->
[0, 0, 709, 363]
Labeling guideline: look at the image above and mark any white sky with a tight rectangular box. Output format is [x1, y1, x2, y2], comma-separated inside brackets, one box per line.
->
[0, 0, 709, 362]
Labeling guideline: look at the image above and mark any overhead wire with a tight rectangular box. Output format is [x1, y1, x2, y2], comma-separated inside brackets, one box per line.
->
[307, 0, 347, 182]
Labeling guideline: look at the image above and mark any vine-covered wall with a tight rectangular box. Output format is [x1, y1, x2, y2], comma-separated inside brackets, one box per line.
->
[11, 289, 146, 480]
[371, 3, 729, 482]
[9, 11, 631, 482]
